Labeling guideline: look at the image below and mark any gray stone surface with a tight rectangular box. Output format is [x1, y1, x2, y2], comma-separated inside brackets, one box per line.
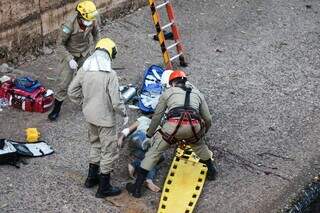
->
[1, 0, 320, 212]
[0, 63, 9, 73]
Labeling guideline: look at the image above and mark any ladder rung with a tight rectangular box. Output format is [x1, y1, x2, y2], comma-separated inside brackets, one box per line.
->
[167, 42, 179, 50]
[156, 1, 169, 9]
[170, 52, 183, 61]
[161, 22, 174, 30]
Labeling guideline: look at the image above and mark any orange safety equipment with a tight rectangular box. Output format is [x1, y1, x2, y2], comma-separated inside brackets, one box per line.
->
[159, 87, 205, 145]
[169, 70, 186, 83]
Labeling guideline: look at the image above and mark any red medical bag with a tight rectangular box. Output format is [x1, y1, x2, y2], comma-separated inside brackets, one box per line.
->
[0, 79, 54, 113]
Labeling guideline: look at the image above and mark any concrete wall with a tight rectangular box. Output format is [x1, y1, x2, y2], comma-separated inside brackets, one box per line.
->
[0, 0, 146, 64]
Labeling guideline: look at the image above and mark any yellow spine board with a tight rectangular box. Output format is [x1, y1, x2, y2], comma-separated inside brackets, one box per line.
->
[157, 147, 208, 213]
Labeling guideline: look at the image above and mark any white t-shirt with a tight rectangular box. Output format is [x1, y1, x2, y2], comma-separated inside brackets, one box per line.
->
[136, 116, 151, 132]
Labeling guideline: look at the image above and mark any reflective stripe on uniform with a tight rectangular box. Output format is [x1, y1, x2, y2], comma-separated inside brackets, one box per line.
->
[62, 25, 72, 34]
[168, 118, 200, 125]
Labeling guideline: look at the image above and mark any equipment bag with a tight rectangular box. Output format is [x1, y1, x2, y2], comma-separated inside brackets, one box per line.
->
[14, 77, 41, 93]
[138, 65, 164, 113]
[0, 139, 54, 168]
[0, 76, 54, 113]
[0, 80, 13, 100]
[7, 140, 54, 157]
[9, 87, 54, 113]
[0, 139, 19, 167]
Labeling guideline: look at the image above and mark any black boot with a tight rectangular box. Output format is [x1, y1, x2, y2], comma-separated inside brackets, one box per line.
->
[95, 173, 121, 198]
[203, 159, 217, 181]
[48, 99, 63, 121]
[126, 167, 148, 198]
[84, 164, 99, 188]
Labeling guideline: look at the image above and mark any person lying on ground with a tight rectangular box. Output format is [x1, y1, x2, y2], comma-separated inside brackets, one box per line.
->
[118, 116, 164, 192]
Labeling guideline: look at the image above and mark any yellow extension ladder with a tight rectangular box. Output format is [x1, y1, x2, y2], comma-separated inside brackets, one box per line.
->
[148, 0, 188, 69]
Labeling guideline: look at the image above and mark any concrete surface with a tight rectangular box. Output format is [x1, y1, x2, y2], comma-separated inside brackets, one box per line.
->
[1, 0, 320, 212]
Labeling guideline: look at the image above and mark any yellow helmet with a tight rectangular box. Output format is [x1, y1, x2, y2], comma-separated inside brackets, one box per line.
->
[76, 0, 98, 21]
[95, 38, 117, 59]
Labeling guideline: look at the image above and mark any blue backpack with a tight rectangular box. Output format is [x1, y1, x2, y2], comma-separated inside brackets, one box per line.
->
[14, 77, 42, 93]
[138, 65, 164, 113]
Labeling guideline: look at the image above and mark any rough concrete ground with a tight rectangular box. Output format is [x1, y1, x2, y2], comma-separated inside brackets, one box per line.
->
[1, 0, 320, 212]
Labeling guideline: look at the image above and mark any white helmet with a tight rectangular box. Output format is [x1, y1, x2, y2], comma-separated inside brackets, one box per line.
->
[161, 70, 174, 89]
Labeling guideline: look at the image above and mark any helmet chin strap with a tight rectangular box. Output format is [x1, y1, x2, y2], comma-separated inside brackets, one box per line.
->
[77, 17, 86, 30]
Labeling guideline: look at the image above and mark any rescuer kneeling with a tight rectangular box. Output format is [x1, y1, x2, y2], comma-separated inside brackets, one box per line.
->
[126, 70, 217, 198]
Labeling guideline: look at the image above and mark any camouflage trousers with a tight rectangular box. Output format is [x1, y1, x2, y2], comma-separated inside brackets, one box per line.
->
[140, 131, 212, 171]
[55, 56, 87, 101]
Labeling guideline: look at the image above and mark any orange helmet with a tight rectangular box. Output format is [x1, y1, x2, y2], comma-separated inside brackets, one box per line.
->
[169, 70, 187, 83]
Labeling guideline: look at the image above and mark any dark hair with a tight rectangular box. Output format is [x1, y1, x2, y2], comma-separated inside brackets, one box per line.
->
[170, 77, 187, 86]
